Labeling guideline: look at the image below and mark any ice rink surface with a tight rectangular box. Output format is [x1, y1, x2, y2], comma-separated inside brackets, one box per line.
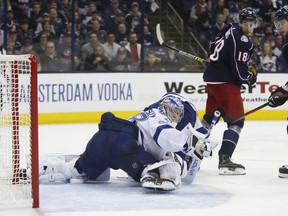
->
[1, 119, 288, 216]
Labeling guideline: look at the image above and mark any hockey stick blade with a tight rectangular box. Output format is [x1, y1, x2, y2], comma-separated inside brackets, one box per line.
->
[155, 23, 207, 64]
[156, 23, 164, 45]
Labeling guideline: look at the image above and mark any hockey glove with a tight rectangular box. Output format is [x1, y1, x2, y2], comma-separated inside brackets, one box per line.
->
[268, 86, 288, 108]
[246, 65, 257, 85]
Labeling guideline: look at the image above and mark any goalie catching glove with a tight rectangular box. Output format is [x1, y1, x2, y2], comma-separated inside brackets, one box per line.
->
[268, 83, 288, 108]
[184, 124, 218, 159]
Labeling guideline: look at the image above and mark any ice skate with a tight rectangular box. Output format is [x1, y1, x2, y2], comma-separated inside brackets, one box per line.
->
[218, 154, 246, 175]
[279, 164, 288, 178]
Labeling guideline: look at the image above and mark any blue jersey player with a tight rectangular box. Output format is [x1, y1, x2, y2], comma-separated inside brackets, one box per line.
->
[273, 5, 288, 178]
[274, 6, 288, 72]
[202, 7, 258, 175]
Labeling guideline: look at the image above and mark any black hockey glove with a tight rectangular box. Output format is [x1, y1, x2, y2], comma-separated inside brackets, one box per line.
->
[268, 86, 288, 108]
[246, 65, 257, 85]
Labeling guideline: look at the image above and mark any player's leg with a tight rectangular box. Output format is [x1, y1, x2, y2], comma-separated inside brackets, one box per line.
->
[215, 84, 246, 175]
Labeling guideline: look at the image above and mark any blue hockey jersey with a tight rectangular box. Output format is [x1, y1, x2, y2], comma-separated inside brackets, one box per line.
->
[280, 42, 288, 72]
[203, 24, 254, 86]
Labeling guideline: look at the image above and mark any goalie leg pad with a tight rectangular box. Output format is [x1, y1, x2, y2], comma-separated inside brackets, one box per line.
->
[140, 154, 182, 191]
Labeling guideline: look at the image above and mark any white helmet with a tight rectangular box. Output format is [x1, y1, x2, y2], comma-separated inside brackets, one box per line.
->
[158, 96, 184, 123]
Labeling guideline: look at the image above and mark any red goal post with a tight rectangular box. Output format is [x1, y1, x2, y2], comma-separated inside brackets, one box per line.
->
[0, 54, 39, 208]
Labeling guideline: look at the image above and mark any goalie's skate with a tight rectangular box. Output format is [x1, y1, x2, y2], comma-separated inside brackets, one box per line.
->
[218, 154, 246, 175]
[279, 164, 288, 178]
[39, 166, 68, 184]
[141, 177, 176, 191]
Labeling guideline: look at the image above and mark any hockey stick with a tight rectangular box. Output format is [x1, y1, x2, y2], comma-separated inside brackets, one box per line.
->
[156, 24, 207, 63]
[221, 102, 269, 123]
[182, 110, 221, 184]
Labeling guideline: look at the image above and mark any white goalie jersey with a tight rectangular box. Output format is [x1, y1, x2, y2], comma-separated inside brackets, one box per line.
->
[129, 108, 190, 160]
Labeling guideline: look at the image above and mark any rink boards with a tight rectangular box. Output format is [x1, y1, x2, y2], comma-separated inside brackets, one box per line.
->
[36, 73, 287, 124]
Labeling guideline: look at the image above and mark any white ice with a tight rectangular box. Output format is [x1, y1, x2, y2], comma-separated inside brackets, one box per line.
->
[1, 120, 288, 216]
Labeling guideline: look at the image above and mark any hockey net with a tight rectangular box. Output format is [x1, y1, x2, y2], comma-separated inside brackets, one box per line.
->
[0, 54, 39, 208]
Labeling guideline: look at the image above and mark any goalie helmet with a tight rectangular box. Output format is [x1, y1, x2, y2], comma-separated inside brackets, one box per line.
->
[239, 7, 257, 23]
[158, 96, 184, 124]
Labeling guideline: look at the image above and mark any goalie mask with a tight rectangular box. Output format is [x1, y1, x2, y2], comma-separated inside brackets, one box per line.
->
[158, 96, 184, 124]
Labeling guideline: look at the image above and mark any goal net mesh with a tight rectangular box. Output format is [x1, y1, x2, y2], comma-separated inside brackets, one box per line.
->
[0, 55, 38, 208]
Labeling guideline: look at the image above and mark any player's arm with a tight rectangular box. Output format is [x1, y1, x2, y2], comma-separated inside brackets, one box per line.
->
[268, 82, 288, 107]
[230, 32, 257, 85]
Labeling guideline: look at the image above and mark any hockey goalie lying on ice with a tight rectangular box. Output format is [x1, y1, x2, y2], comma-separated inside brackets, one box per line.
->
[38, 93, 220, 191]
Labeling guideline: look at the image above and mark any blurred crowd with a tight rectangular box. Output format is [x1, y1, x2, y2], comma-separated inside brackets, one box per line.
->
[0, 0, 188, 72]
[183, 0, 288, 73]
[1, 0, 287, 73]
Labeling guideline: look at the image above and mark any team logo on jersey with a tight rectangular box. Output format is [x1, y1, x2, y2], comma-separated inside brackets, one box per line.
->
[241, 35, 249, 42]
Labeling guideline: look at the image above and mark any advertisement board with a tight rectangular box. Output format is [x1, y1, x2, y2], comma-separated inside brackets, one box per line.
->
[37, 73, 287, 123]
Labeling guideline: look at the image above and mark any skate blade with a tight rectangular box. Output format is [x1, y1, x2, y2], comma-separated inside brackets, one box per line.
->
[218, 167, 246, 175]
[278, 173, 288, 178]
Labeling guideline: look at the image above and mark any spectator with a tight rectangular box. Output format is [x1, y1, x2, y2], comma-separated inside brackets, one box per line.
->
[7, 28, 21, 52]
[222, 7, 232, 24]
[162, 40, 186, 71]
[210, 12, 227, 40]
[6, 39, 17, 54]
[259, 0, 280, 26]
[259, 25, 277, 49]
[10, 0, 32, 20]
[249, 36, 262, 72]
[28, 1, 44, 32]
[0, 25, 4, 46]
[40, 40, 61, 72]
[102, 32, 121, 61]
[110, 47, 132, 71]
[215, 0, 227, 13]
[16, 19, 34, 46]
[253, 16, 265, 38]
[86, 20, 107, 43]
[48, 7, 67, 37]
[81, 32, 101, 61]
[1, 9, 19, 33]
[259, 42, 280, 73]
[115, 23, 129, 45]
[58, 48, 81, 72]
[57, 31, 81, 58]
[84, 11, 105, 34]
[125, 32, 141, 70]
[125, 1, 144, 33]
[35, 20, 57, 43]
[18, 40, 34, 54]
[194, 0, 212, 51]
[84, 44, 110, 71]
[150, 29, 166, 60]
[186, 0, 207, 27]
[273, 34, 283, 57]
[144, 50, 165, 72]
[108, 11, 126, 34]
[137, 24, 155, 48]
[81, 2, 99, 27]
[33, 32, 48, 56]
[103, 0, 123, 31]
